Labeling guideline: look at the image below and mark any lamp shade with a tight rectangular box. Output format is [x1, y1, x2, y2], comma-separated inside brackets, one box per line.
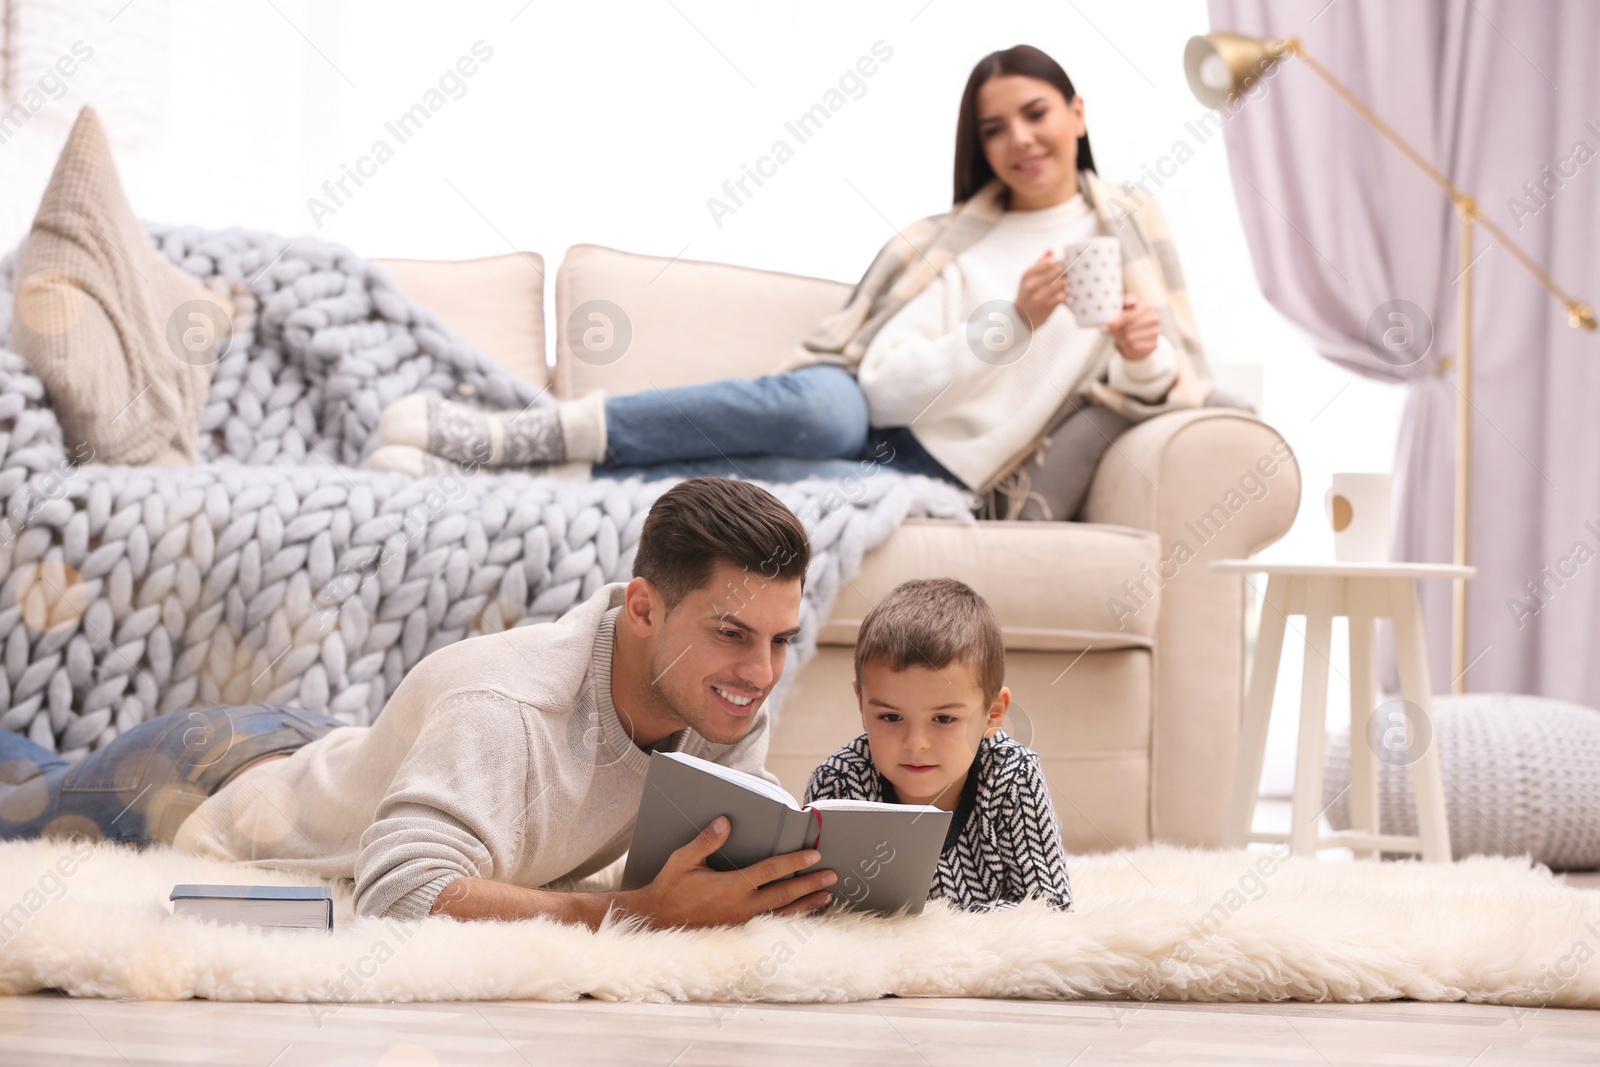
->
[1184, 33, 1289, 107]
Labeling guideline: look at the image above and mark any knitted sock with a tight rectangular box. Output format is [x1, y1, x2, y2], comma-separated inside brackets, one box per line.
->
[378, 392, 606, 467]
[366, 444, 471, 478]
[367, 444, 595, 482]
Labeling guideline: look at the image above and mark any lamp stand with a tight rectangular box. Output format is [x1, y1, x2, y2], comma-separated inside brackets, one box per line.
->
[1452, 200, 1478, 693]
[1276, 38, 1595, 692]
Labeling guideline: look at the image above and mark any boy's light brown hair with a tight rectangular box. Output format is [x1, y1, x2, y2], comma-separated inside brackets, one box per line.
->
[853, 578, 1005, 703]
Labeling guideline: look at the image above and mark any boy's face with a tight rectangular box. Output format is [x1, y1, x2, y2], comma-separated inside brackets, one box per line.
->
[855, 660, 1009, 809]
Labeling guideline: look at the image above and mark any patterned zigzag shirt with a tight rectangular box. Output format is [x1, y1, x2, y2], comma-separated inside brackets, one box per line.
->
[803, 731, 1073, 912]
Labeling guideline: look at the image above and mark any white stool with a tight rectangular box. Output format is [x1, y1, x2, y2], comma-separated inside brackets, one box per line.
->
[1209, 561, 1474, 862]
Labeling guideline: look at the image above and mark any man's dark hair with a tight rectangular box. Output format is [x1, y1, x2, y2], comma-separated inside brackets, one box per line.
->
[854, 578, 1005, 703]
[633, 478, 810, 610]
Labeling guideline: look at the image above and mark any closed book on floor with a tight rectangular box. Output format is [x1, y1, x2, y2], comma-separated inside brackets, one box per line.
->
[169, 884, 334, 930]
[621, 751, 952, 915]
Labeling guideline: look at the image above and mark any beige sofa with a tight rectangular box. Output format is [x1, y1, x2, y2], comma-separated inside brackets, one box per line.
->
[374, 244, 1300, 853]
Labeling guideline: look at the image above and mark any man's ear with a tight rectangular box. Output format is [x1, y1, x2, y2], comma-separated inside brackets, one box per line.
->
[623, 576, 663, 637]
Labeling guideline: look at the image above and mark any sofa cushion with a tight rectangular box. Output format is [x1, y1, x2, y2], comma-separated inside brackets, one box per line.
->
[11, 106, 226, 465]
[553, 243, 849, 399]
[372, 253, 547, 390]
[818, 518, 1163, 650]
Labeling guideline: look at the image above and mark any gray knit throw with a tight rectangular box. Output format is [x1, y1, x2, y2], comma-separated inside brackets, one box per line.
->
[0, 226, 974, 762]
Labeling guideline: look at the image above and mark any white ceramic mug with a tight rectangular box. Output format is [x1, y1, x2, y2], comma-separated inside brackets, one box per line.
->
[1061, 236, 1123, 327]
[1325, 473, 1393, 563]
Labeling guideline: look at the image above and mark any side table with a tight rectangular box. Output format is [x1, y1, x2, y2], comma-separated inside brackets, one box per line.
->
[1209, 561, 1475, 862]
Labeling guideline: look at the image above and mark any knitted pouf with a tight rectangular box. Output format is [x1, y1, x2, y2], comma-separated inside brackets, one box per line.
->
[1322, 692, 1600, 869]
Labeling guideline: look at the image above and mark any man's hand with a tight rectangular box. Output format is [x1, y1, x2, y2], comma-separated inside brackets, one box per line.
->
[427, 816, 836, 929]
[1104, 293, 1162, 360]
[619, 815, 837, 929]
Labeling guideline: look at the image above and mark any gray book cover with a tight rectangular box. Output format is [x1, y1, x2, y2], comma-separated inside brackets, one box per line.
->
[621, 751, 952, 915]
[170, 885, 332, 902]
[169, 884, 333, 930]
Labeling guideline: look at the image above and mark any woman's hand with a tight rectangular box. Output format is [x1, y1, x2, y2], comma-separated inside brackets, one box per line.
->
[1013, 250, 1068, 331]
[1104, 293, 1162, 360]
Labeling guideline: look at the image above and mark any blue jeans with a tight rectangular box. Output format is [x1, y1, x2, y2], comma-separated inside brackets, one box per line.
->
[0, 705, 341, 848]
[597, 365, 962, 485]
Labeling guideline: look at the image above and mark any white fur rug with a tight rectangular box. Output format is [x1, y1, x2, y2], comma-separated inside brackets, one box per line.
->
[2, 838, 1597, 1010]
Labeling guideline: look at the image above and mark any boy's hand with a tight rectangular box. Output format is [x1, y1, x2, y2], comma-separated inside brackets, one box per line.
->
[620, 816, 837, 929]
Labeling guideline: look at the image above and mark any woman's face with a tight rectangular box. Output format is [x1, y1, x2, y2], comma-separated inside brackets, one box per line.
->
[976, 74, 1086, 209]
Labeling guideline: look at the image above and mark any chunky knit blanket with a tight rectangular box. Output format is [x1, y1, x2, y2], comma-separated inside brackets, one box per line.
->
[0, 226, 973, 762]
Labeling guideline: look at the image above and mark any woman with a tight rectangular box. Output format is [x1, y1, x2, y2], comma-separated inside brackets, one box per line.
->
[372, 45, 1210, 510]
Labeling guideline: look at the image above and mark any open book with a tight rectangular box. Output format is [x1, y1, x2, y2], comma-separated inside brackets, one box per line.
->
[620, 751, 952, 915]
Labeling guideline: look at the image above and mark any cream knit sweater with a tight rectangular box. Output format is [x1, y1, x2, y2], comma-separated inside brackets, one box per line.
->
[173, 583, 779, 920]
[855, 192, 1178, 490]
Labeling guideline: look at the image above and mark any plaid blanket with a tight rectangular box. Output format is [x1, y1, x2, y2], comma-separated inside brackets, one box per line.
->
[784, 171, 1213, 492]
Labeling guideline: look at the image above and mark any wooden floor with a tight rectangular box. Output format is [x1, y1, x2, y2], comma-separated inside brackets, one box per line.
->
[6, 991, 1600, 1066]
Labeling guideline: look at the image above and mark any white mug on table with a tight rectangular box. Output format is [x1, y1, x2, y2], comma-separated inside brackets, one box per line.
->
[1325, 473, 1393, 562]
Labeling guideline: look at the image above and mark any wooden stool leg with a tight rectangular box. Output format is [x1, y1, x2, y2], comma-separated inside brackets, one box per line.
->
[1390, 578, 1453, 862]
[1290, 578, 1337, 857]
[1347, 611, 1381, 859]
[1228, 574, 1291, 848]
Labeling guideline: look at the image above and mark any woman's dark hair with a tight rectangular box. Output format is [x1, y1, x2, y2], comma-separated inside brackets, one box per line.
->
[633, 477, 810, 610]
[953, 44, 1096, 205]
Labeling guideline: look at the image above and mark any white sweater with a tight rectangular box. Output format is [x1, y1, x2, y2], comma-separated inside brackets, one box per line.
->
[855, 193, 1178, 490]
[173, 583, 778, 920]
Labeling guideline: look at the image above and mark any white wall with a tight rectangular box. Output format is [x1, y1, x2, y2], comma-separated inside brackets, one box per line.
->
[2, 0, 1409, 795]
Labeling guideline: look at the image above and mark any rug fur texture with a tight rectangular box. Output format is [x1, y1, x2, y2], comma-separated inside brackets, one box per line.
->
[1, 838, 1597, 1010]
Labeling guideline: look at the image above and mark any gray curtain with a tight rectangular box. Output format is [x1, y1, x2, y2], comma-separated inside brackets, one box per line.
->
[1210, 0, 1600, 702]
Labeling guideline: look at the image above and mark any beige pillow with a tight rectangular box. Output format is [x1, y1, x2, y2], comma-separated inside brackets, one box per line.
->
[10, 106, 227, 466]
[372, 254, 548, 390]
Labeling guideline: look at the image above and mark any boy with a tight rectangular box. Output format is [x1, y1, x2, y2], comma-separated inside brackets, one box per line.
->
[804, 577, 1073, 911]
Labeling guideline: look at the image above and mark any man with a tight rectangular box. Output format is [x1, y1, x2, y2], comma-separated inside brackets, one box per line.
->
[0, 477, 836, 927]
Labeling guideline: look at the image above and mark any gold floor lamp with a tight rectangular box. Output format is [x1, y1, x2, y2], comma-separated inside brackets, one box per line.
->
[1184, 33, 1597, 693]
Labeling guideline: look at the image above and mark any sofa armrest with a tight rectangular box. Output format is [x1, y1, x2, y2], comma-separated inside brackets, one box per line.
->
[1081, 408, 1300, 847]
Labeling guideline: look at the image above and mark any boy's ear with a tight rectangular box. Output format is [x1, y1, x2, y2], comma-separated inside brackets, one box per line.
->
[983, 685, 1012, 738]
[855, 678, 880, 734]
